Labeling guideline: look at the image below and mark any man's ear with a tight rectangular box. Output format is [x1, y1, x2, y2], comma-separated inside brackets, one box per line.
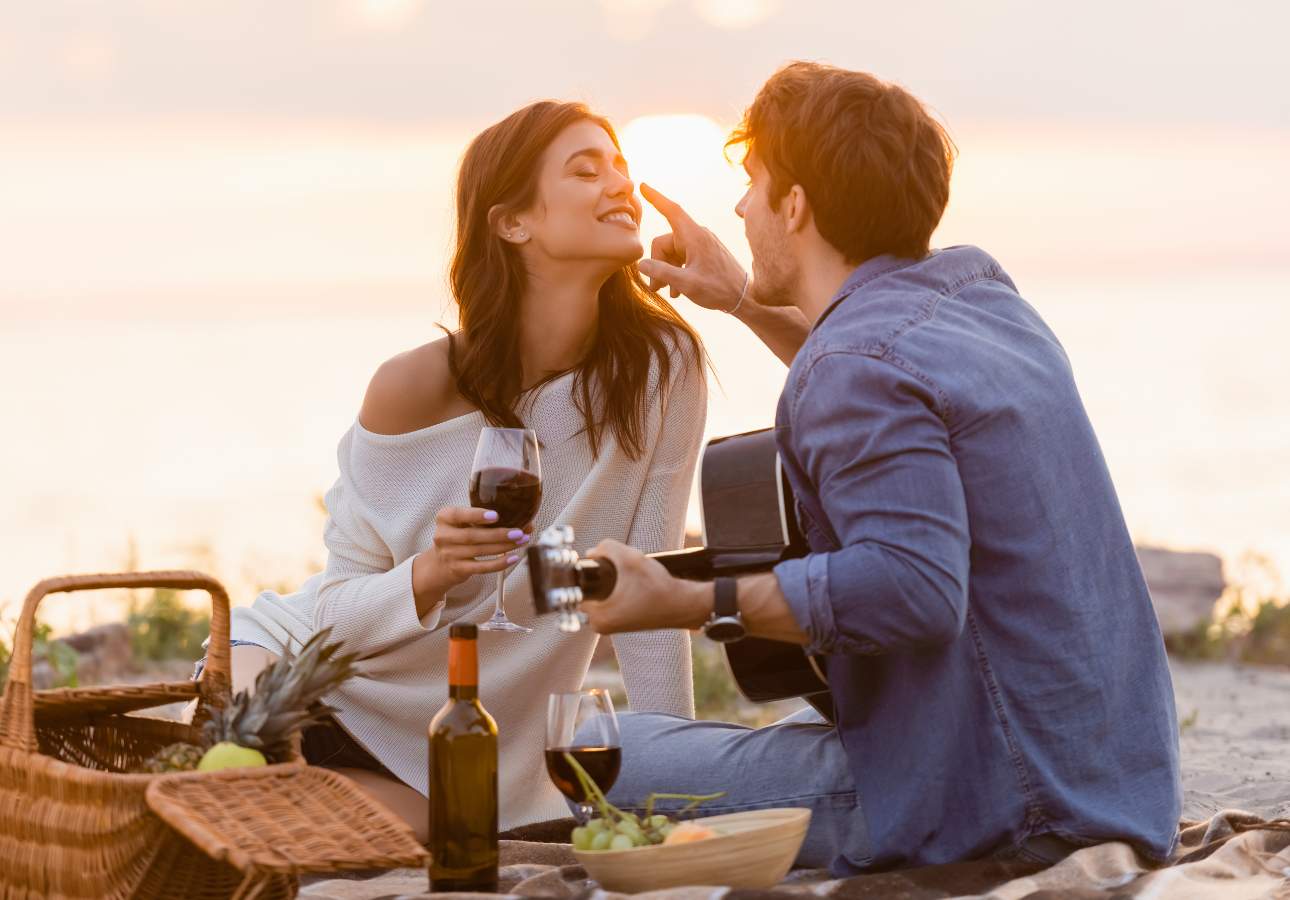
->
[490, 204, 531, 244]
[782, 185, 812, 236]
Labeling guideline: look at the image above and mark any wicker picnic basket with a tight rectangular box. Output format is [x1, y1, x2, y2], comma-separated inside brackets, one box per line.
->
[0, 571, 428, 900]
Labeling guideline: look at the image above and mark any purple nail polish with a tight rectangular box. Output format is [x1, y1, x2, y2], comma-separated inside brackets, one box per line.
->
[506, 555, 519, 565]
[483, 510, 499, 522]
[517, 534, 531, 545]
[507, 529, 524, 541]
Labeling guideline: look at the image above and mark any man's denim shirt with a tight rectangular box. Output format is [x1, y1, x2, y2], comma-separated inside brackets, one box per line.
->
[773, 246, 1181, 872]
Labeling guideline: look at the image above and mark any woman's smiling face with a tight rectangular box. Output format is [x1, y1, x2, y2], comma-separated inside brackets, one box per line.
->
[511, 120, 644, 269]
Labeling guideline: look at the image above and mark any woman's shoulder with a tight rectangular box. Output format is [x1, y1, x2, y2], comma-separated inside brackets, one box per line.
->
[358, 335, 478, 436]
[654, 322, 706, 393]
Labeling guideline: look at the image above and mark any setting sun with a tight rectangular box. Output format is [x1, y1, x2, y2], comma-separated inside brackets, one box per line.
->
[619, 113, 731, 185]
[618, 114, 745, 230]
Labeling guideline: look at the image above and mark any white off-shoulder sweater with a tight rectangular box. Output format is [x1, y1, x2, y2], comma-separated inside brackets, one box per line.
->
[229, 350, 704, 828]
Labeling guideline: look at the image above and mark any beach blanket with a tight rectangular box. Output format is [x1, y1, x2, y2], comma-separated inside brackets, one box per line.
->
[300, 810, 1290, 899]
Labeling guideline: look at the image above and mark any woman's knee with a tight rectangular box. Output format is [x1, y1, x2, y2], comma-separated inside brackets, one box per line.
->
[230, 644, 279, 695]
[184, 644, 279, 722]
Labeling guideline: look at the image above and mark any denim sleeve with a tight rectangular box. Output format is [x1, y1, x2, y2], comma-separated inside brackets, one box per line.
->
[774, 351, 970, 656]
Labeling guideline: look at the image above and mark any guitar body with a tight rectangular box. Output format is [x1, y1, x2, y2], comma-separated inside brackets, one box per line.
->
[693, 430, 833, 722]
[529, 428, 834, 722]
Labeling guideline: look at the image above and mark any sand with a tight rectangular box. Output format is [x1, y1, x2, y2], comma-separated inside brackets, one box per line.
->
[1172, 659, 1290, 822]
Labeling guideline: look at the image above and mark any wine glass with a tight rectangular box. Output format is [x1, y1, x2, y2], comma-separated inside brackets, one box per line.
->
[470, 426, 542, 633]
[545, 689, 622, 823]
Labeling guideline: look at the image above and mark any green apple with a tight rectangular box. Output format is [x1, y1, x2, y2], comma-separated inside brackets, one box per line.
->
[197, 741, 268, 771]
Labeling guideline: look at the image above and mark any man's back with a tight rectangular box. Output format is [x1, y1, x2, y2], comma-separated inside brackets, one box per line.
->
[773, 246, 1181, 870]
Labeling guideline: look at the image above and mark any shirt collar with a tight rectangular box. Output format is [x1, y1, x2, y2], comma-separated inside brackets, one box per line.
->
[811, 253, 926, 333]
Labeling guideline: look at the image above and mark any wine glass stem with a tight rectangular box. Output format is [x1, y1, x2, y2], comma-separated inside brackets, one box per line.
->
[493, 569, 507, 620]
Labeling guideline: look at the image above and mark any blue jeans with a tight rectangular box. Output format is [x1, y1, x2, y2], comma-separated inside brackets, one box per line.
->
[605, 708, 868, 872]
[603, 709, 1079, 876]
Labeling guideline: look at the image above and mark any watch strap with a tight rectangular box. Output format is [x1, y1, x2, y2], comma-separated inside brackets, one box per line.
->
[713, 577, 738, 619]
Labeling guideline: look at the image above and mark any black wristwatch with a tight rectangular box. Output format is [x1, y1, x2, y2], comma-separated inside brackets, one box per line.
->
[703, 577, 747, 643]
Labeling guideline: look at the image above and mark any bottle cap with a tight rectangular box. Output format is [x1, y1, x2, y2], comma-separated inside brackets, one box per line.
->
[450, 623, 478, 640]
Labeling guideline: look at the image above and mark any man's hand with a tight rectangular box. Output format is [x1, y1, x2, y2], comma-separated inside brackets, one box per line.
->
[637, 183, 749, 312]
[582, 540, 711, 634]
[637, 182, 809, 365]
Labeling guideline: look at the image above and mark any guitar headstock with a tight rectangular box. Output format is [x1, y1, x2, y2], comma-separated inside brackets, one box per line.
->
[526, 525, 589, 633]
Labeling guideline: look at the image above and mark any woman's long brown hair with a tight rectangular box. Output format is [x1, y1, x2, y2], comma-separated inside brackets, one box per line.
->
[448, 101, 703, 460]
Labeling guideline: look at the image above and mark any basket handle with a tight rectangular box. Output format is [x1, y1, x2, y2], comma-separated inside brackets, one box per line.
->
[0, 570, 232, 753]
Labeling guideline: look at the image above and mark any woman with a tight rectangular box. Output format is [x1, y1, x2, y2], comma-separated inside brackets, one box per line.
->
[200, 101, 706, 839]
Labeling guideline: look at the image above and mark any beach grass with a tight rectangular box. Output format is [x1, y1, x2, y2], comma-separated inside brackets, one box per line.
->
[1166, 592, 1290, 668]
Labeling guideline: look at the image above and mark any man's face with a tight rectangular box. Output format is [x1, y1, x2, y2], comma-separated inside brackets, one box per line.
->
[735, 151, 798, 307]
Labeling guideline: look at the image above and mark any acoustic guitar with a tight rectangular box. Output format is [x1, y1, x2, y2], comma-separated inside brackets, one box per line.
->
[527, 428, 834, 722]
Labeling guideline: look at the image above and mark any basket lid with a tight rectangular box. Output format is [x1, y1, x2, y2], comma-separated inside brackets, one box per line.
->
[145, 764, 428, 876]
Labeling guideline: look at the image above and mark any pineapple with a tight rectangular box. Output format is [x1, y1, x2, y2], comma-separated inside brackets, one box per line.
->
[137, 741, 205, 773]
[200, 627, 358, 765]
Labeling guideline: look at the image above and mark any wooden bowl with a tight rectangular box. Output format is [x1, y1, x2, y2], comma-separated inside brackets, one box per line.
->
[572, 807, 811, 892]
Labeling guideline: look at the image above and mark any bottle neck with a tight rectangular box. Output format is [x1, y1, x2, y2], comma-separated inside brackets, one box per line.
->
[447, 636, 479, 700]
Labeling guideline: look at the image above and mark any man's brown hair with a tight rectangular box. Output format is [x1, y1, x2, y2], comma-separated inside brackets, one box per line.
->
[729, 61, 956, 264]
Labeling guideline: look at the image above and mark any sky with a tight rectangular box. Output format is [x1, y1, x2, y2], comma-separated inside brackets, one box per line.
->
[2, 0, 1289, 624]
[4, 0, 1288, 129]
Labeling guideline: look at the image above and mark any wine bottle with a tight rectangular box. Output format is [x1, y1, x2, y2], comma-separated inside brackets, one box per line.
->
[429, 623, 499, 893]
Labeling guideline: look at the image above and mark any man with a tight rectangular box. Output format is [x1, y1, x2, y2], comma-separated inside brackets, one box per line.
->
[582, 61, 1181, 874]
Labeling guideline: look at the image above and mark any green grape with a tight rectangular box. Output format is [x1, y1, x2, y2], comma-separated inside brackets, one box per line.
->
[585, 817, 608, 834]
[571, 826, 592, 850]
[610, 834, 636, 851]
[590, 830, 613, 851]
[648, 815, 670, 829]
[616, 821, 644, 841]
[658, 823, 675, 838]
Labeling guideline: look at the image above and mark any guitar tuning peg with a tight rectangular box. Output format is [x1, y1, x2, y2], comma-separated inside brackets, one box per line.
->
[551, 584, 586, 633]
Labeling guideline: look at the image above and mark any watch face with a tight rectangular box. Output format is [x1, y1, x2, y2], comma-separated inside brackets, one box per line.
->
[705, 617, 746, 644]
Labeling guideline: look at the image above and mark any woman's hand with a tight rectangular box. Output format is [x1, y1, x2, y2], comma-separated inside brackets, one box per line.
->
[413, 507, 532, 611]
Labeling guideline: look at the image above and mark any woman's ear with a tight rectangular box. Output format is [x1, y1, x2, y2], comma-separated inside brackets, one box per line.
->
[490, 204, 531, 245]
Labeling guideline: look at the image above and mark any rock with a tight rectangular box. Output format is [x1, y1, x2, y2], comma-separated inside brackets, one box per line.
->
[29, 657, 71, 690]
[64, 622, 135, 683]
[30, 623, 134, 689]
[1137, 546, 1226, 636]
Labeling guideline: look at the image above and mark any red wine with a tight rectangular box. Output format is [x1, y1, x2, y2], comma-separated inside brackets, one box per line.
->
[470, 467, 542, 528]
[545, 746, 622, 803]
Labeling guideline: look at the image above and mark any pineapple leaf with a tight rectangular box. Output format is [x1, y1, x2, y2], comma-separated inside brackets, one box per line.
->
[201, 628, 357, 762]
